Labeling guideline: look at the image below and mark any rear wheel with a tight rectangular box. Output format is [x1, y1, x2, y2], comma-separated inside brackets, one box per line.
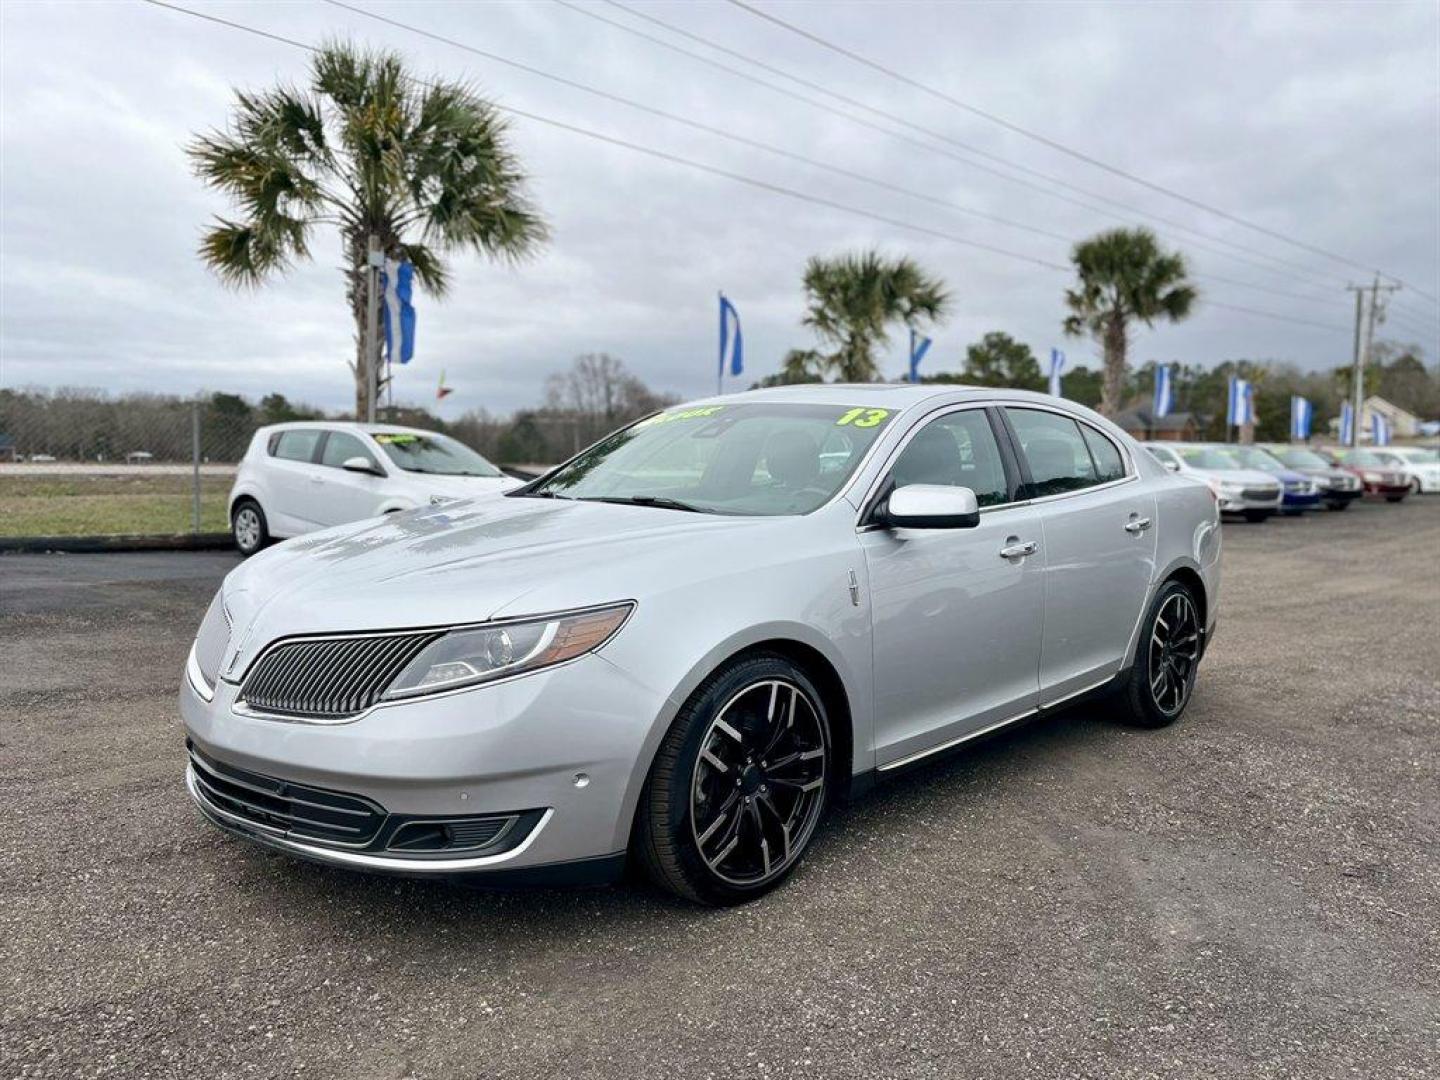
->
[635, 654, 830, 905]
[231, 499, 268, 557]
[1118, 580, 1201, 729]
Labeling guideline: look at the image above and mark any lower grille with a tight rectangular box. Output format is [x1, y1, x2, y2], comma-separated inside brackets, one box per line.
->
[189, 747, 385, 848]
[1241, 487, 1279, 500]
[239, 631, 441, 720]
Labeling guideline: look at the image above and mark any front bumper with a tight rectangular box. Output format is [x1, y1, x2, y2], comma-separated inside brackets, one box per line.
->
[1216, 493, 1281, 514]
[1281, 490, 1322, 510]
[180, 651, 671, 878]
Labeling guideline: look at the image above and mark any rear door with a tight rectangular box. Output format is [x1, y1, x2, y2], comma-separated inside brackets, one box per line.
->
[1001, 406, 1156, 702]
[264, 428, 326, 533]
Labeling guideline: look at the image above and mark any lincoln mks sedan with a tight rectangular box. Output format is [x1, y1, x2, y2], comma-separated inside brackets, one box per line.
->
[182, 386, 1220, 905]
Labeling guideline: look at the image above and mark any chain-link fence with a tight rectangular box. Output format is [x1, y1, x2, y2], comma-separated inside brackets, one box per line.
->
[0, 396, 257, 539]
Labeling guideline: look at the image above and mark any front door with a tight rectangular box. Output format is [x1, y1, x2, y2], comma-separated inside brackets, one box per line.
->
[311, 431, 389, 527]
[861, 407, 1045, 768]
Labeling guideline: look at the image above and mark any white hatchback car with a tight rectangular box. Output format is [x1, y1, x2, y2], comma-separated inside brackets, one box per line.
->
[227, 422, 521, 555]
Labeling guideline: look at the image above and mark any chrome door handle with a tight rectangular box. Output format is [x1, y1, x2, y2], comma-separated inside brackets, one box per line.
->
[1124, 517, 1152, 534]
[998, 540, 1038, 559]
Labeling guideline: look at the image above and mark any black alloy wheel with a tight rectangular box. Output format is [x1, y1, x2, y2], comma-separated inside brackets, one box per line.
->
[635, 655, 830, 905]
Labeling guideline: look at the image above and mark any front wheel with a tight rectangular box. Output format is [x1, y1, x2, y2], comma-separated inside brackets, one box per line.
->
[231, 499, 269, 557]
[1243, 509, 1272, 523]
[1325, 500, 1348, 512]
[634, 654, 831, 905]
[1117, 580, 1202, 729]
[1385, 495, 1405, 503]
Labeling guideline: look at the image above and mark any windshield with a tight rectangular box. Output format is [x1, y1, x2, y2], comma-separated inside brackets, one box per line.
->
[1179, 447, 1242, 470]
[373, 432, 503, 477]
[1343, 450, 1388, 467]
[1275, 448, 1329, 468]
[525, 402, 897, 515]
[1229, 446, 1285, 472]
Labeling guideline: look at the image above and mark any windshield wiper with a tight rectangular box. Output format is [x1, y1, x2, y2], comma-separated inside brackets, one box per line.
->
[580, 495, 713, 514]
[517, 490, 574, 500]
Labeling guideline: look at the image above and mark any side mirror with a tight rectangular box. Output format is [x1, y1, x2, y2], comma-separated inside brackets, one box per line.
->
[1162, 460, 1180, 472]
[884, 484, 980, 529]
[342, 456, 383, 477]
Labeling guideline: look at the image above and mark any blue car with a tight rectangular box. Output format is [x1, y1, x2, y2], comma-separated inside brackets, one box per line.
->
[1227, 445, 1322, 515]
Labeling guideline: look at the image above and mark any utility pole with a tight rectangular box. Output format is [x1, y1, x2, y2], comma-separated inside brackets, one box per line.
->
[1345, 276, 1400, 446]
[364, 234, 383, 424]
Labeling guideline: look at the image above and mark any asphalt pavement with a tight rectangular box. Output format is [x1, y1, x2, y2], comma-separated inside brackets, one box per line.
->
[2, 500, 1437, 1079]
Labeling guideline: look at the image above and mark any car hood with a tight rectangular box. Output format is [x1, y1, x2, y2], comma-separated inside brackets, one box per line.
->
[1185, 466, 1279, 486]
[407, 473, 523, 500]
[218, 496, 767, 678]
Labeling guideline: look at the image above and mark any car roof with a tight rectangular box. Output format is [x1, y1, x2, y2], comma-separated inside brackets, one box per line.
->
[258, 420, 442, 437]
[688, 384, 1095, 414]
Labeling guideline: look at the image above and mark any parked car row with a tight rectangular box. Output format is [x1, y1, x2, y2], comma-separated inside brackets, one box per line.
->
[1140, 440, 1432, 523]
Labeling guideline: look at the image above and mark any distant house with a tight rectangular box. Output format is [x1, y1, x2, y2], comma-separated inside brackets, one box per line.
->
[1113, 408, 1204, 442]
[1362, 395, 1421, 439]
[0, 434, 14, 463]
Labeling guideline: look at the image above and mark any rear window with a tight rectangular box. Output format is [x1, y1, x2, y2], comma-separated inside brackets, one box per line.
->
[270, 430, 321, 462]
[1080, 424, 1127, 483]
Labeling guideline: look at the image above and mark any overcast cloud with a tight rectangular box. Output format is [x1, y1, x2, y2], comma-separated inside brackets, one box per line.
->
[1, 0, 1436, 416]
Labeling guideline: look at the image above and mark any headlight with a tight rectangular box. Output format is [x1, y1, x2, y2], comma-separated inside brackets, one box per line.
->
[1362, 470, 1382, 483]
[187, 590, 229, 700]
[381, 603, 634, 700]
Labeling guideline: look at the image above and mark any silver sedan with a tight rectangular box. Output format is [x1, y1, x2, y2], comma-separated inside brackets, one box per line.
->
[181, 386, 1221, 905]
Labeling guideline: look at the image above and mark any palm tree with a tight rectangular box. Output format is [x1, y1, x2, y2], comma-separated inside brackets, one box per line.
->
[801, 252, 950, 382]
[1062, 228, 1197, 416]
[189, 42, 548, 419]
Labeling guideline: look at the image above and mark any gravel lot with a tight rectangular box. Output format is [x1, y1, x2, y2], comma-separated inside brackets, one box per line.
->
[2, 502, 1437, 1079]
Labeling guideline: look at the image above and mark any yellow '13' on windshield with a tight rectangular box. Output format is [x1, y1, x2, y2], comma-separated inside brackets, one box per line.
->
[835, 408, 890, 428]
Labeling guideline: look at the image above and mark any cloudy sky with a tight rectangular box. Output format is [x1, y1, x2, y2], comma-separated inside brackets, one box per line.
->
[1, 0, 1437, 416]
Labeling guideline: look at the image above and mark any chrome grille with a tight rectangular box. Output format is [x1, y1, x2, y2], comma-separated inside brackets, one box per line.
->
[189, 746, 385, 847]
[1241, 486, 1279, 500]
[239, 631, 441, 719]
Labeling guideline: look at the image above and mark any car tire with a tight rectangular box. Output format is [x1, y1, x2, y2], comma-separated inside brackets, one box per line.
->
[231, 499, 269, 557]
[1325, 501, 1348, 512]
[1117, 579, 1202, 730]
[1409, 479, 1422, 495]
[1385, 495, 1405, 503]
[634, 653, 831, 906]
[1242, 509, 1271, 523]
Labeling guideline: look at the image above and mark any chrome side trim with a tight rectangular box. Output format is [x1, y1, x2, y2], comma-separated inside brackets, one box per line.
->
[875, 672, 1121, 773]
[877, 708, 1038, 772]
[186, 765, 555, 873]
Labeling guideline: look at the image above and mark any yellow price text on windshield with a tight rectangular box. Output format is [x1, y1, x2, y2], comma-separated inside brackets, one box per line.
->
[835, 407, 890, 428]
[374, 433, 419, 445]
[641, 405, 725, 427]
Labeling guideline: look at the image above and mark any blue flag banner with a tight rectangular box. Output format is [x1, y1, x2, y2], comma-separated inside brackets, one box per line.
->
[908, 328, 932, 384]
[1290, 396, 1312, 441]
[1372, 411, 1392, 446]
[381, 259, 416, 365]
[1153, 364, 1174, 418]
[1048, 348, 1065, 397]
[718, 294, 743, 382]
[1339, 400, 1355, 445]
[1226, 375, 1253, 427]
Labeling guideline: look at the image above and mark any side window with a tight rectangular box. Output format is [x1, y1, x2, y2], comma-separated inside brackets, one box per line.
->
[272, 430, 321, 463]
[889, 410, 1009, 508]
[1081, 424, 1127, 482]
[320, 432, 379, 471]
[1005, 408, 1099, 499]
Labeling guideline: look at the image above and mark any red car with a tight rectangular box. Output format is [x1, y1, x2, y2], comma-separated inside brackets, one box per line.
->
[1318, 448, 1410, 503]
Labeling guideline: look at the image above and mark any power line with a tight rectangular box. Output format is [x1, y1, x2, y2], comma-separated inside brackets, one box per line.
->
[335, 0, 1370, 322]
[726, 0, 1436, 303]
[141, 0, 1354, 339]
[141, 0, 1064, 272]
[577, 0, 1350, 294]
